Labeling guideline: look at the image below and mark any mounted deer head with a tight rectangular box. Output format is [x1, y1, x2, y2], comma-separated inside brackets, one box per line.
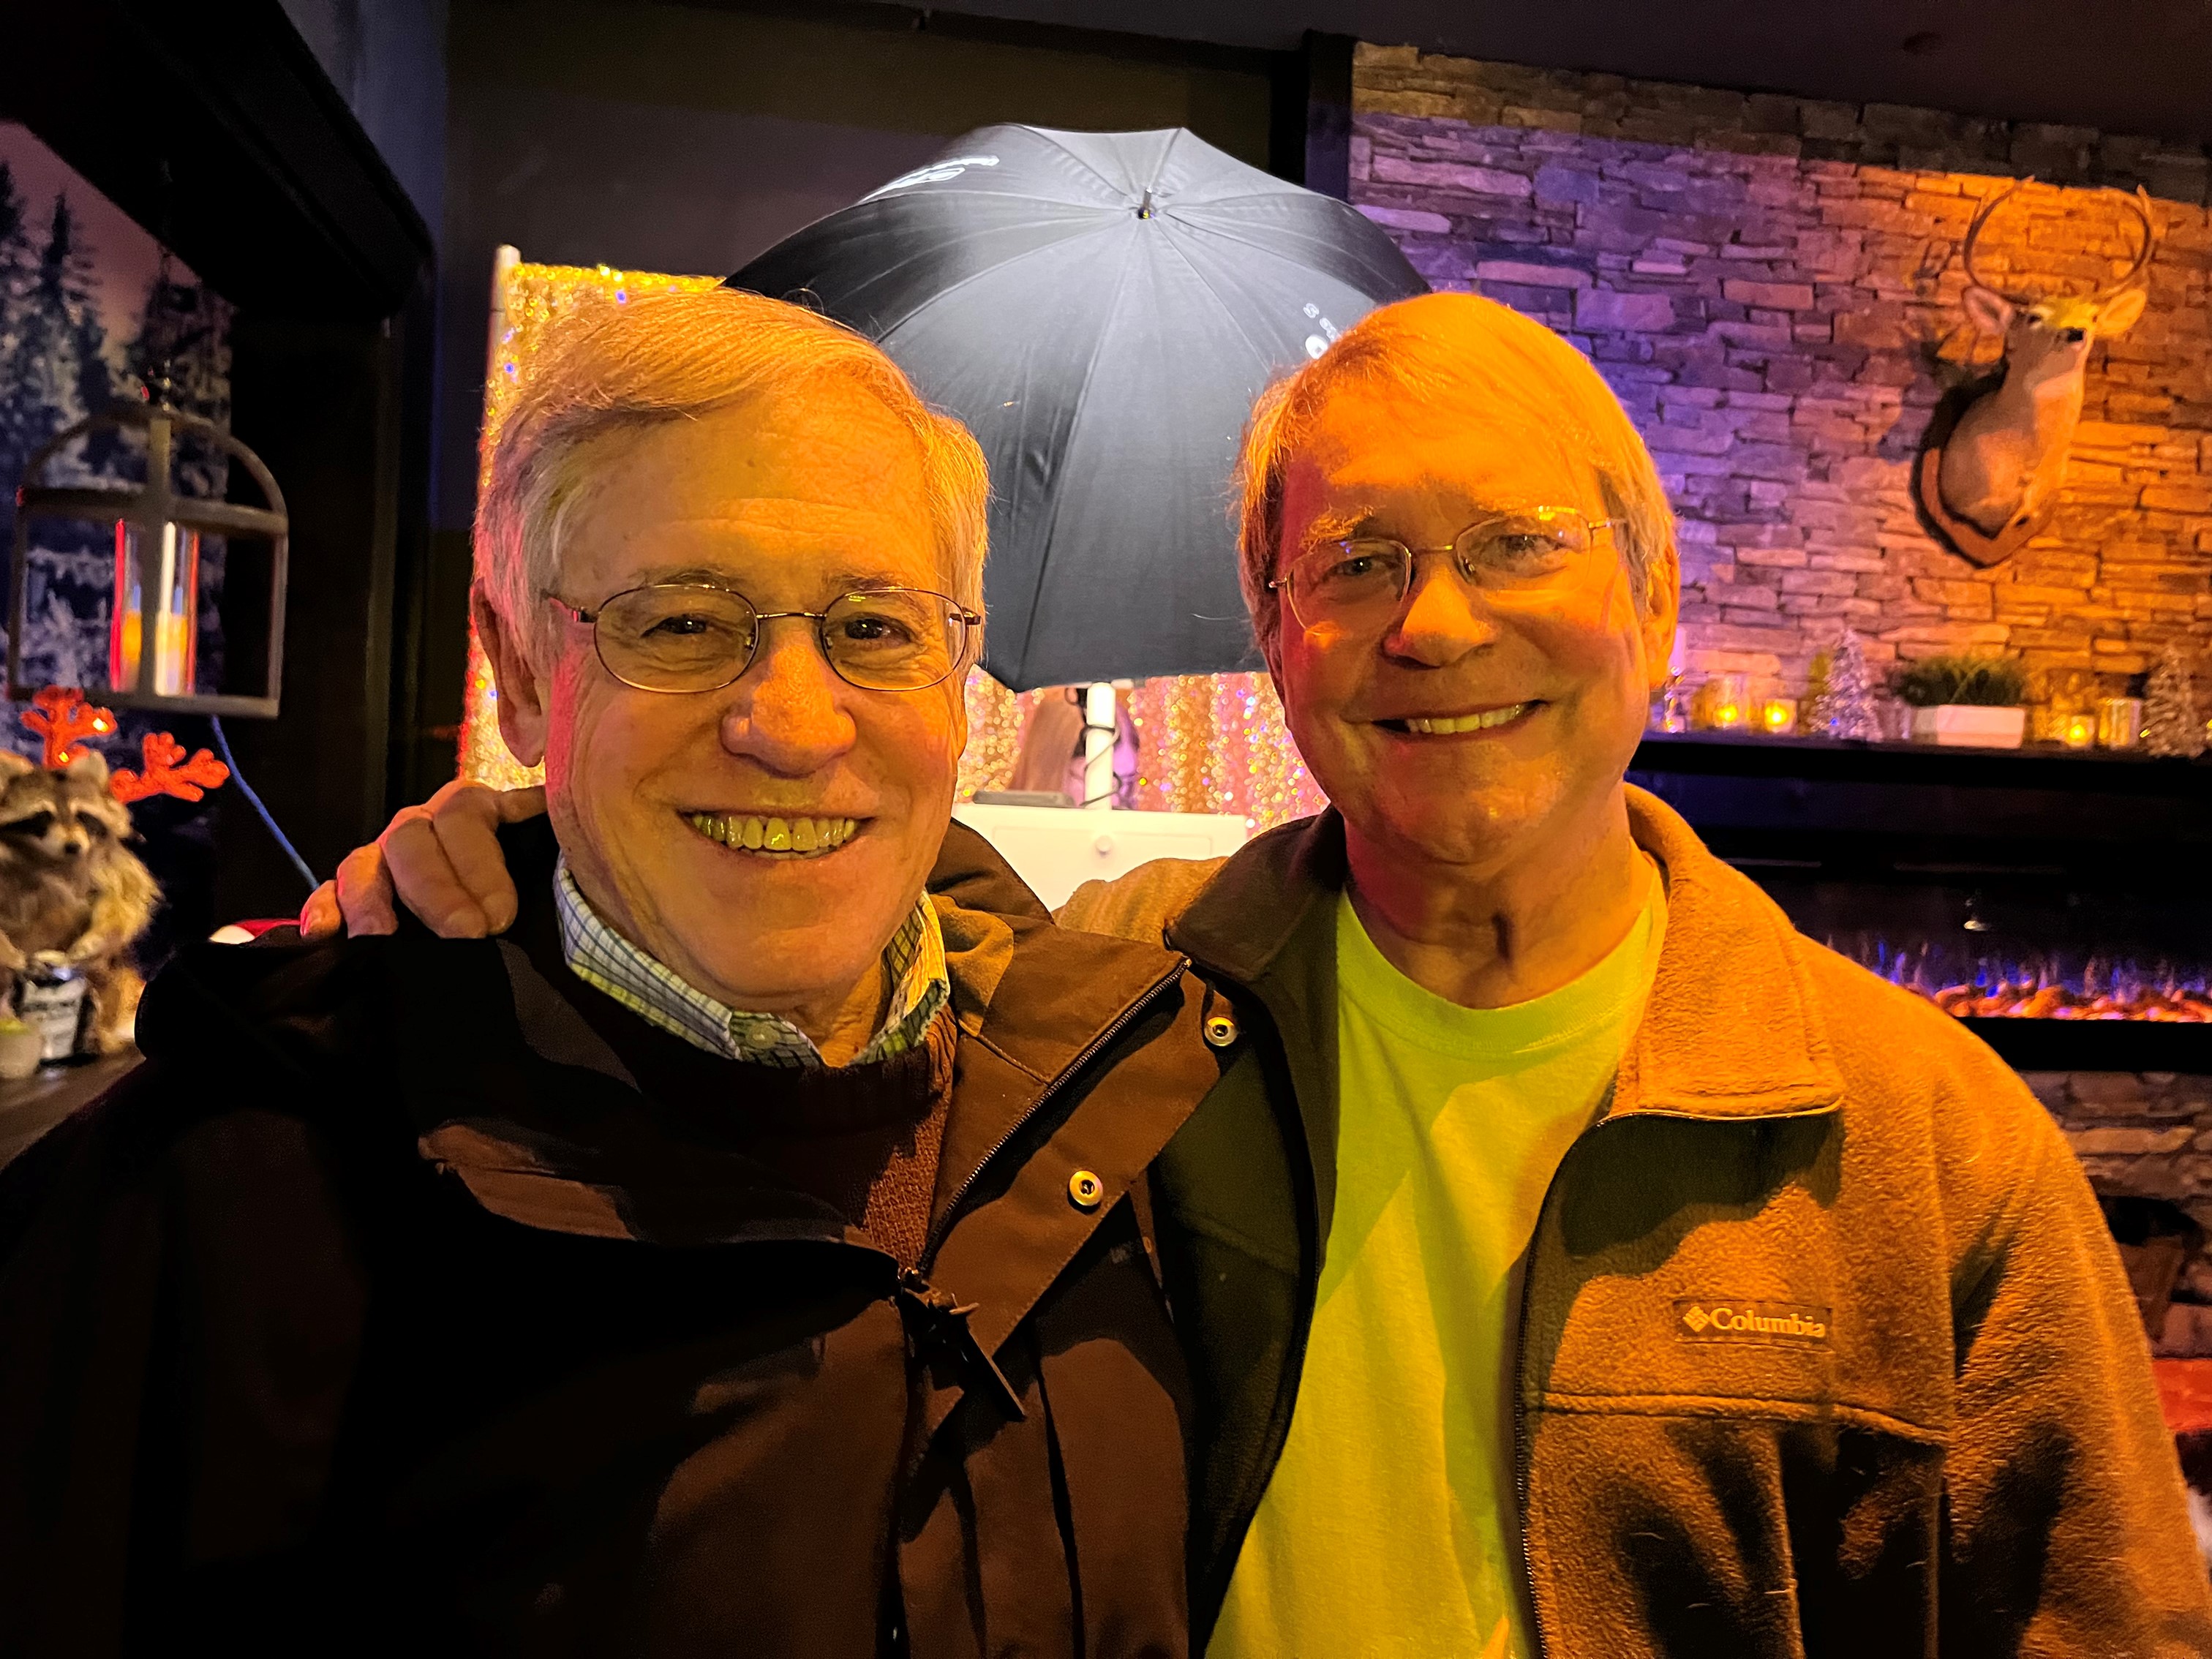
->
[1925, 180, 2158, 564]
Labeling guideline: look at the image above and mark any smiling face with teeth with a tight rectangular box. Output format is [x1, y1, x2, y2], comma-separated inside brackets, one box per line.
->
[473, 380, 969, 1059]
[1267, 377, 1679, 902]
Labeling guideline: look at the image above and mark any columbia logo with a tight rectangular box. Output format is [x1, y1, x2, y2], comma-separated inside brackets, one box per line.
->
[1675, 1298, 1831, 1347]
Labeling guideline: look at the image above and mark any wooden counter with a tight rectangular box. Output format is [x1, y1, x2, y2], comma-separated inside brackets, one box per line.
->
[0, 1051, 140, 1173]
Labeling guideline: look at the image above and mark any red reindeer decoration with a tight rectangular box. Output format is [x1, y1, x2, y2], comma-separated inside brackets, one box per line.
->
[0, 691, 236, 1052]
[20, 687, 116, 770]
[110, 731, 230, 804]
[14, 689, 230, 805]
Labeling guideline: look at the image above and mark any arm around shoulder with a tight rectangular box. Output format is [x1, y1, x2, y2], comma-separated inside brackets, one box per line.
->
[1056, 855, 1228, 944]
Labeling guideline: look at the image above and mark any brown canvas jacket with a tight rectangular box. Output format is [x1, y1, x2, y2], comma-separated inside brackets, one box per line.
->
[1064, 786, 2212, 1658]
[0, 821, 1220, 1658]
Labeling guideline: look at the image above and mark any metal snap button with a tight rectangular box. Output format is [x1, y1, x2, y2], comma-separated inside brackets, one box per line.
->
[1203, 1012, 1238, 1048]
[1067, 1169, 1105, 1211]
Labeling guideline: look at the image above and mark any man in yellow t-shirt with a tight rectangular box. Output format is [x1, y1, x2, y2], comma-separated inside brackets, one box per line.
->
[317, 290, 2212, 1658]
[1211, 873, 1662, 1659]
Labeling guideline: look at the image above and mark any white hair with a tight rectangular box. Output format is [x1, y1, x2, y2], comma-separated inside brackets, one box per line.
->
[475, 287, 990, 661]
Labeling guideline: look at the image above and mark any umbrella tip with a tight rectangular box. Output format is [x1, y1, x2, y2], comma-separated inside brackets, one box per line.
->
[1137, 188, 1155, 220]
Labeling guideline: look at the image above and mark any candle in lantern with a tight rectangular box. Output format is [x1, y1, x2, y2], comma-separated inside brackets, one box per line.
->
[1696, 672, 1750, 731]
[17, 402, 287, 716]
[109, 522, 199, 699]
[2060, 712, 2096, 749]
[1761, 696, 1799, 735]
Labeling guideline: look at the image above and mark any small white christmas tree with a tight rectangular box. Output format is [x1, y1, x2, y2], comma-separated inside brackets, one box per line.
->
[2143, 640, 2206, 759]
[1807, 627, 1883, 741]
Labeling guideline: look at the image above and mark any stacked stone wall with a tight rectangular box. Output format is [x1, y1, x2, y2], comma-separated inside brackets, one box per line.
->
[1351, 45, 2212, 716]
[2024, 1070, 2212, 1357]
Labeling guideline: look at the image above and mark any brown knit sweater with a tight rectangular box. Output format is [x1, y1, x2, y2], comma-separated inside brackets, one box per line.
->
[517, 900, 958, 1270]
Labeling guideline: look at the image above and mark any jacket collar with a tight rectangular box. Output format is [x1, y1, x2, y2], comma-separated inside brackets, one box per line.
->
[1166, 810, 1346, 988]
[921, 822, 1194, 1241]
[1616, 788, 1844, 1121]
[1168, 785, 1845, 1128]
[1167, 813, 1347, 1238]
[380, 819, 1197, 1249]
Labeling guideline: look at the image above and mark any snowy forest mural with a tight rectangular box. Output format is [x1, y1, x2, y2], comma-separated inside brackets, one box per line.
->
[0, 123, 236, 953]
[0, 122, 233, 706]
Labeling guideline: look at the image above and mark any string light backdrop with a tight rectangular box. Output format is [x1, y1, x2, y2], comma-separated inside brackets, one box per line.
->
[461, 261, 722, 791]
[957, 670, 1326, 830]
[461, 261, 1328, 832]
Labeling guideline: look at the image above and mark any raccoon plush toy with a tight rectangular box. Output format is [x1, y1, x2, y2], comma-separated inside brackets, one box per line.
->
[0, 749, 159, 1052]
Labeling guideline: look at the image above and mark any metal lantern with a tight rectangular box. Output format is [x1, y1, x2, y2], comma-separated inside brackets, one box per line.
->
[10, 401, 287, 717]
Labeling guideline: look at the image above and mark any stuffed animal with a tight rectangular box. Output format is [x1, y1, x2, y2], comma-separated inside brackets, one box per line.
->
[0, 749, 159, 1051]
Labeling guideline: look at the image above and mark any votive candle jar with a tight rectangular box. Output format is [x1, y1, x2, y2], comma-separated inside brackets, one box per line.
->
[1696, 672, 1750, 731]
[2098, 696, 2144, 750]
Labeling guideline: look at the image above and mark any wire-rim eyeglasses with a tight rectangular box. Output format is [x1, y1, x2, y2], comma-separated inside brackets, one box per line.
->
[549, 582, 982, 694]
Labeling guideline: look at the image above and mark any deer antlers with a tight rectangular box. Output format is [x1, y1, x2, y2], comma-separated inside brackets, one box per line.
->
[1960, 178, 2159, 304]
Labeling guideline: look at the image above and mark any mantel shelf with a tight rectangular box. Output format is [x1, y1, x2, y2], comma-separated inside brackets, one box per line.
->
[1627, 730, 2212, 871]
[1633, 730, 2212, 802]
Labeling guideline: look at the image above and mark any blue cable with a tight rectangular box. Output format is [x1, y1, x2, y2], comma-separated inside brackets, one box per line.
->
[208, 715, 318, 893]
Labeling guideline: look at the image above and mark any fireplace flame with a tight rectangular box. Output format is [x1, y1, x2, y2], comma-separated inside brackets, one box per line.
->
[1925, 983, 2212, 1021]
[1837, 939, 2212, 1022]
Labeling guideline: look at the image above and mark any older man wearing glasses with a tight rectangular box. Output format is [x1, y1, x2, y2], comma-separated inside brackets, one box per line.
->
[309, 291, 2208, 1655]
[0, 290, 1222, 1658]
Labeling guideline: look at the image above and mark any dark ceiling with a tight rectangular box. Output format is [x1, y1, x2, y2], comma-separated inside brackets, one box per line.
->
[933, 0, 2212, 146]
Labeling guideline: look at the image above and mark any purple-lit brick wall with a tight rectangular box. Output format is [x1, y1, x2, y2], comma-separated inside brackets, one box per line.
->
[1349, 45, 2212, 725]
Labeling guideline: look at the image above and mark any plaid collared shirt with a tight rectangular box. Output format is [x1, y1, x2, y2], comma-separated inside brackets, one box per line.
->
[553, 859, 949, 1069]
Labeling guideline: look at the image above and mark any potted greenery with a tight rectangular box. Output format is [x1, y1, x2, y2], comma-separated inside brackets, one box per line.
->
[1893, 654, 2030, 748]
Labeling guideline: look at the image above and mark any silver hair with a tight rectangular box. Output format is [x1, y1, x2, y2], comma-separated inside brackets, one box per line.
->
[475, 287, 990, 665]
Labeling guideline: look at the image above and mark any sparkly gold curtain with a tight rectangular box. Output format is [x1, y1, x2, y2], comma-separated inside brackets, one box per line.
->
[955, 670, 1326, 830]
[460, 262, 1327, 832]
[460, 262, 724, 791]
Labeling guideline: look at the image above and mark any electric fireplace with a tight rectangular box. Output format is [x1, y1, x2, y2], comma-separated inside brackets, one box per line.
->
[1630, 731, 2212, 1073]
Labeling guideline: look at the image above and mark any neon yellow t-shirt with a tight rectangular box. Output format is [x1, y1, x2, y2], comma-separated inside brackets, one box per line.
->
[1208, 868, 1666, 1659]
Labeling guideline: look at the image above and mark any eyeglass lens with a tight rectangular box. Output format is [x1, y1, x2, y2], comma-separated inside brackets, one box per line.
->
[590, 585, 966, 693]
[1285, 507, 1598, 629]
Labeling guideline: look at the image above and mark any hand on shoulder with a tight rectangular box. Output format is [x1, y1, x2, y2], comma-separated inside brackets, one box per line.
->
[298, 782, 546, 941]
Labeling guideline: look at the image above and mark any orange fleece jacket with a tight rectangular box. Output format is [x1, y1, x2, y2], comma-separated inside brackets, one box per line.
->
[1062, 787, 2212, 1657]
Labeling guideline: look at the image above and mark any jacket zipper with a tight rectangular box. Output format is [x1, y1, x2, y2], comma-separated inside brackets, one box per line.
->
[1174, 967, 1327, 1639]
[1224, 1072, 1325, 1626]
[898, 960, 1186, 1425]
[919, 957, 1187, 1274]
[1513, 1135, 1577, 1659]
[1510, 1100, 1834, 1659]
[895, 1265, 1025, 1418]
[1513, 1112, 1692, 1659]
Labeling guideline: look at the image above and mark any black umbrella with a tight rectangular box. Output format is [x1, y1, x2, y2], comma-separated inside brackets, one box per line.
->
[731, 125, 1426, 691]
